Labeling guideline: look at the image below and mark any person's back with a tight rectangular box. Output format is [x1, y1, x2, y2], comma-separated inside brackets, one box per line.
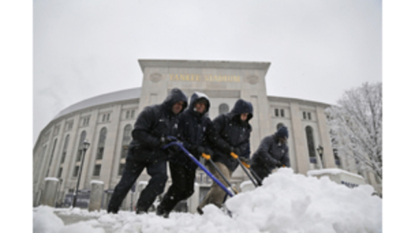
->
[251, 126, 290, 185]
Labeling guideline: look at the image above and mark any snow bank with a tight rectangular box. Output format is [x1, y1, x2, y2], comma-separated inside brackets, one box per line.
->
[33, 168, 382, 233]
[307, 168, 364, 179]
[226, 168, 382, 233]
[33, 206, 104, 233]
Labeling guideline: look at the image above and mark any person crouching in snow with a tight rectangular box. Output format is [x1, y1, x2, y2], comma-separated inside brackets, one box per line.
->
[197, 99, 253, 214]
[250, 126, 290, 186]
[107, 88, 188, 214]
[156, 92, 215, 218]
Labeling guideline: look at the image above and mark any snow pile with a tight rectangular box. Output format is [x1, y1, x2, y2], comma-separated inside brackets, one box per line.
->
[33, 206, 64, 233]
[33, 206, 105, 233]
[33, 168, 382, 233]
[226, 168, 382, 232]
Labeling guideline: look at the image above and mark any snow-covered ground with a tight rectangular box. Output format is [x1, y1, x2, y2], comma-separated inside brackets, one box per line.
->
[33, 168, 382, 233]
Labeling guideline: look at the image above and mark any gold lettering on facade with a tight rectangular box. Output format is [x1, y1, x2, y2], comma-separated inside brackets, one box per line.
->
[168, 74, 241, 82]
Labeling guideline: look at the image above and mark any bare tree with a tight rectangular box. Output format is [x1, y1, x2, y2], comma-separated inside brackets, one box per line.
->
[326, 82, 382, 182]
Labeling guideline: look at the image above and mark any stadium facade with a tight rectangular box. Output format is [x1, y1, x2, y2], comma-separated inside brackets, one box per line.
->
[33, 59, 378, 210]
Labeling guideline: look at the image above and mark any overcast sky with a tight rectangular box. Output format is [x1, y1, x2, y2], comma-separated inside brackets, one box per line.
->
[33, 0, 382, 145]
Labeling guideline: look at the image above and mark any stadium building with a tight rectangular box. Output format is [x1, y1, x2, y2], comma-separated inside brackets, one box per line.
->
[33, 59, 379, 211]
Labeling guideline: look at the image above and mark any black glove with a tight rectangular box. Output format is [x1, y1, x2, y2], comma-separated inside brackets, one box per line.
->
[168, 146, 180, 154]
[275, 160, 283, 168]
[196, 146, 205, 156]
[196, 146, 214, 157]
[187, 144, 198, 155]
[205, 147, 213, 156]
[159, 136, 167, 147]
[229, 147, 242, 157]
[239, 157, 251, 165]
[160, 136, 176, 148]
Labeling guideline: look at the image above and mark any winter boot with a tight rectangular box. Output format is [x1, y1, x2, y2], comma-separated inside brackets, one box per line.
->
[196, 207, 204, 215]
[156, 206, 170, 218]
[135, 206, 147, 215]
[107, 207, 118, 214]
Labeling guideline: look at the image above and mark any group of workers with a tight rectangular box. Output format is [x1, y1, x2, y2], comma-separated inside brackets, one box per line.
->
[107, 88, 290, 217]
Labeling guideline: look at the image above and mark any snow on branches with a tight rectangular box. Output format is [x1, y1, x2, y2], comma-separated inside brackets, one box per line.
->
[326, 82, 382, 182]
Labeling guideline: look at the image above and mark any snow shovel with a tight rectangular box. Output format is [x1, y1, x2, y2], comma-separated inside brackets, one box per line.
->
[230, 152, 259, 187]
[201, 153, 239, 195]
[162, 138, 235, 197]
[239, 160, 263, 186]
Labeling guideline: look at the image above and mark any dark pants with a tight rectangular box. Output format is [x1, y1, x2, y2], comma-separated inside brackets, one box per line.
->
[198, 161, 232, 209]
[157, 162, 196, 215]
[107, 156, 167, 213]
[250, 164, 269, 186]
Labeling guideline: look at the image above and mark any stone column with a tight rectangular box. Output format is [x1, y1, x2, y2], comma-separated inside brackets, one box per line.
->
[316, 107, 336, 168]
[289, 102, 309, 175]
[188, 182, 200, 214]
[41, 177, 60, 207]
[88, 180, 104, 212]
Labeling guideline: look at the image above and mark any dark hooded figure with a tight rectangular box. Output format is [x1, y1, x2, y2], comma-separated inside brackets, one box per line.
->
[198, 99, 253, 212]
[250, 126, 290, 185]
[156, 91, 215, 218]
[107, 88, 187, 214]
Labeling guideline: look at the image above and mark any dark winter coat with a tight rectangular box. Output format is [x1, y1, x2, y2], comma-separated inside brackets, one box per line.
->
[210, 99, 253, 172]
[128, 88, 188, 163]
[171, 92, 215, 170]
[251, 134, 290, 174]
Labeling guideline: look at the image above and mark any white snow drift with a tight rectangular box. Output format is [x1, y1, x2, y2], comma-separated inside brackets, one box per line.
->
[33, 168, 382, 233]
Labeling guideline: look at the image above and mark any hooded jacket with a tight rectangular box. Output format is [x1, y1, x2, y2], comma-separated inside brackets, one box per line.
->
[251, 133, 290, 173]
[171, 92, 214, 170]
[129, 88, 188, 162]
[210, 99, 253, 172]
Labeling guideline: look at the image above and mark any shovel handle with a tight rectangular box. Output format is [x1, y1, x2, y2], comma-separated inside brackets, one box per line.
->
[241, 161, 250, 169]
[230, 152, 238, 159]
[201, 153, 211, 160]
[231, 152, 250, 168]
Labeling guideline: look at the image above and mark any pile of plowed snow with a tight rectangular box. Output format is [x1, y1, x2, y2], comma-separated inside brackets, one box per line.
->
[33, 168, 382, 233]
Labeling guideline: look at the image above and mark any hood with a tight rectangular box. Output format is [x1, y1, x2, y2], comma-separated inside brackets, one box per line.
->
[275, 126, 289, 139]
[229, 99, 253, 122]
[162, 88, 188, 114]
[189, 91, 210, 115]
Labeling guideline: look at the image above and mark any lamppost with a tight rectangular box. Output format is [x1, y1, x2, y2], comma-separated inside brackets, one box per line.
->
[316, 146, 324, 169]
[72, 139, 90, 208]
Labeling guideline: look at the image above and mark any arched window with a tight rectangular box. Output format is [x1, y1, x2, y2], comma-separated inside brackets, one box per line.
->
[276, 123, 285, 131]
[118, 163, 125, 176]
[74, 131, 86, 177]
[96, 127, 107, 160]
[121, 125, 132, 159]
[76, 131, 87, 162]
[219, 103, 229, 115]
[333, 148, 341, 167]
[92, 128, 107, 177]
[93, 164, 101, 176]
[305, 126, 316, 163]
[58, 135, 70, 178]
[46, 139, 58, 177]
[61, 135, 70, 164]
[118, 125, 132, 176]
